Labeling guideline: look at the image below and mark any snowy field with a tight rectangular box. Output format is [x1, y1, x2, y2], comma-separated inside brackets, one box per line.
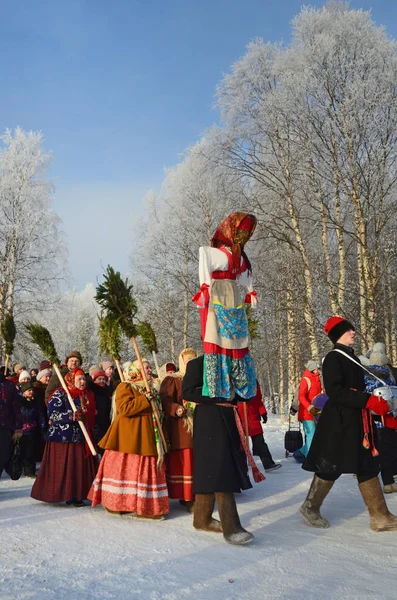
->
[1, 417, 397, 600]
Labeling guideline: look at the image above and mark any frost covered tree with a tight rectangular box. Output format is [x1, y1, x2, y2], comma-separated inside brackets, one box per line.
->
[129, 3, 397, 414]
[0, 128, 67, 360]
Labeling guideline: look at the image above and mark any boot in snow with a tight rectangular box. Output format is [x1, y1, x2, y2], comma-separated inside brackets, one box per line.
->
[215, 492, 254, 545]
[193, 493, 222, 532]
[179, 499, 195, 513]
[359, 477, 397, 531]
[383, 482, 397, 494]
[300, 475, 334, 528]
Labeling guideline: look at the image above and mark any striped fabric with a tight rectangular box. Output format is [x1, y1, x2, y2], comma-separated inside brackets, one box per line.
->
[88, 450, 169, 516]
[165, 448, 194, 501]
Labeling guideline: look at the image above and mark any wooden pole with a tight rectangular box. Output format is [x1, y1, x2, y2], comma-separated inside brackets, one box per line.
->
[52, 363, 97, 456]
[243, 402, 250, 445]
[131, 337, 168, 452]
[4, 354, 10, 376]
[114, 357, 124, 382]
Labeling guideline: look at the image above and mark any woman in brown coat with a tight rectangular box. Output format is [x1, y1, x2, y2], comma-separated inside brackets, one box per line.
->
[160, 348, 198, 511]
[88, 362, 169, 519]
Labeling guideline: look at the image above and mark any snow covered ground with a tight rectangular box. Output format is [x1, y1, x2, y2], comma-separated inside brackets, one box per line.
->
[1, 417, 397, 600]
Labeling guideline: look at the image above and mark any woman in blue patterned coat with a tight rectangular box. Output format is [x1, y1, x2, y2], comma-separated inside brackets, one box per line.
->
[31, 368, 98, 506]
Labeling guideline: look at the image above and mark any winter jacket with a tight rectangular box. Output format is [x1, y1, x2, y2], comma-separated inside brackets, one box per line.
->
[298, 369, 322, 422]
[89, 381, 112, 443]
[237, 382, 267, 437]
[99, 382, 157, 456]
[20, 396, 46, 435]
[182, 356, 252, 494]
[160, 376, 193, 450]
[33, 381, 49, 429]
[0, 377, 22, 431]
[303, 343, 379, 475]
[45, 388, 93, 444]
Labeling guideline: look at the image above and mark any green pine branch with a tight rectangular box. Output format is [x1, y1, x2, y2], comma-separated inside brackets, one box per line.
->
[25, 323, 59, 365]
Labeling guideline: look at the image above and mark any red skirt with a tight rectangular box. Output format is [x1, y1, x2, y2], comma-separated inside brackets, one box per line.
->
[165, 448, 194, 501]
[31, 442, 99, 503]
[88, 450, 169, 516]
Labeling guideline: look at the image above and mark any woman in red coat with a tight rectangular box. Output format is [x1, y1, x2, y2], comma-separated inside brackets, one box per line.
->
[237, 381, 281, 472]
[294, 360, 322, 462]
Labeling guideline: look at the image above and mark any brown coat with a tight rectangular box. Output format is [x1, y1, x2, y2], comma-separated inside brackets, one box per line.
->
[99, 382, 157, 456]
[160, 376, 193, 450]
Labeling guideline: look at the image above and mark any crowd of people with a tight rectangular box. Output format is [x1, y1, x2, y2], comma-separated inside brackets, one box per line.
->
[1, 212, 397, 545]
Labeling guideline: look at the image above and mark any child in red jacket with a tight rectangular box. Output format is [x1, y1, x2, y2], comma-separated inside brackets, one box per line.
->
[293, 360, 322, 462]
[238, 382, 281, 472]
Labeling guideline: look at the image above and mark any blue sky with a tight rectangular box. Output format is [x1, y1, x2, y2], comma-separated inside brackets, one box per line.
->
[1, 0, 396, 287]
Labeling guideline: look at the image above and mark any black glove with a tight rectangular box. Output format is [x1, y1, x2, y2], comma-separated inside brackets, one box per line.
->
[290, 406, 298, 416]
[261, 414, 268, 424]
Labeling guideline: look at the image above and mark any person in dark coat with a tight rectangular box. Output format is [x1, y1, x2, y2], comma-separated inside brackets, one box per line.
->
[300, 316, 397, 532]
[0, 369, 23, 476]
[182, 355, 254, 545]
[19, 382, 46, 477]
[89, 369, 111, 452]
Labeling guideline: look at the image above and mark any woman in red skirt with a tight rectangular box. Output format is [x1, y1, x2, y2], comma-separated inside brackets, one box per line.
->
[31, 368, 98, 507]
[160, 348, 198, 512]
[88, 361, 169, 519]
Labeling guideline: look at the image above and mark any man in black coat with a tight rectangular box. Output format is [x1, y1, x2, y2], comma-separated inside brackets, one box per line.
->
[182, 355, 254, 545]
[300, 316, 397, 531]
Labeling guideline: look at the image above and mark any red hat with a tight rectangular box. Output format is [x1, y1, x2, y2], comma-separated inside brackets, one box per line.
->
[93, 369, 107, 381]
[324, 316, 355, 344]
[323, 316, 346, 335]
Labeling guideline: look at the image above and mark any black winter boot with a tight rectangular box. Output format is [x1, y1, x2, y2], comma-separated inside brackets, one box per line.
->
[193, 494, 222, 532]
[300, 475, 334, 528]
[215, 492, 254, 545]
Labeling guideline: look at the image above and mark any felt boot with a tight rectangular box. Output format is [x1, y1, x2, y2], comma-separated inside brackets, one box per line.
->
[300, 475, 334, 528]
[359, 477, 397, 531]
[383, 482, 397, 494]
[179, 499, 195, 513]
[193, 493, 222, 533]
[215, 492, 254, 545]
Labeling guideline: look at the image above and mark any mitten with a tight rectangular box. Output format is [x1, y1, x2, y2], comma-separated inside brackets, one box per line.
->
[383, 414, 397, 429]
[73, 409, 86, 422]
[261, 414, 268, 424]
[290, 406, 298, 416]
[366, 395, 390, 416]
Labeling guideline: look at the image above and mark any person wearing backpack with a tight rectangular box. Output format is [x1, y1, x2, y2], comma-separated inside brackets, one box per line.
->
[293, 360, 322, 463]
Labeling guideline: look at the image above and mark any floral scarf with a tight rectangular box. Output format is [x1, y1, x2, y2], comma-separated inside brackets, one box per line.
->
[64, 368, 96, 457]
[211, 212, 257, 272]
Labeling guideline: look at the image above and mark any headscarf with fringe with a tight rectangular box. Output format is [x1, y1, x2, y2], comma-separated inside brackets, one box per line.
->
[127, 360, 165, 467]
[176, 348, 198, 435]
[211, 212, 256, 273]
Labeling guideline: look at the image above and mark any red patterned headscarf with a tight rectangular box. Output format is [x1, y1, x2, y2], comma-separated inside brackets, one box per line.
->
[64, 368, 86, 392]
[211, 212, 257, 272]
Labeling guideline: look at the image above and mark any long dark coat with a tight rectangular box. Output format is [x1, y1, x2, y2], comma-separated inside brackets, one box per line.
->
[303, 343, 380, 475]
[182, 356, 252, 494]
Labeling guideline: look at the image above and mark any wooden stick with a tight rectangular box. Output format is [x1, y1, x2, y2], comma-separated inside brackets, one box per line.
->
[4, 354, 10, 376]
[52, 363, 97, 456]
[243, 402, 250, 445]
[152, 350, 160, 377]
[114, 357, 124, 382]
[131, 337, 168, 452]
